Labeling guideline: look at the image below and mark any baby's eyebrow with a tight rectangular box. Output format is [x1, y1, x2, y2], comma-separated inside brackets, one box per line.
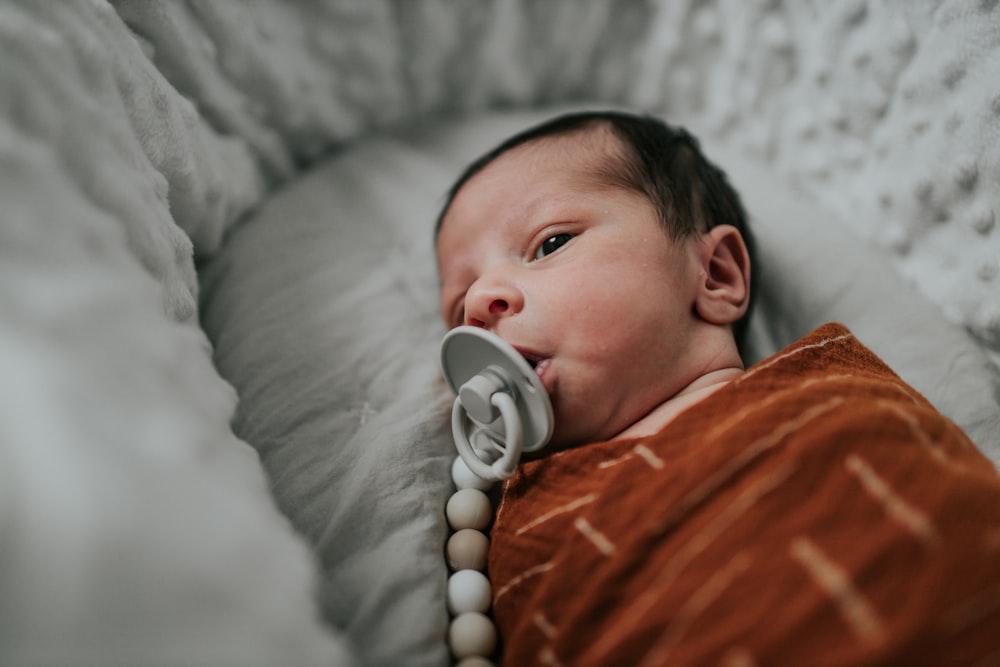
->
[522, 193, 578, 218]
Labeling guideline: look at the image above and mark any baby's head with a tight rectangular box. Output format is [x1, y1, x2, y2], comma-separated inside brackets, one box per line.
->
[436, 111, 755, 449]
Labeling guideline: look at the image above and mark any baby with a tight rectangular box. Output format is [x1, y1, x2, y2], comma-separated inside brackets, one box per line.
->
[436, 111, 1000, 665]
[437, 111, 755, 452]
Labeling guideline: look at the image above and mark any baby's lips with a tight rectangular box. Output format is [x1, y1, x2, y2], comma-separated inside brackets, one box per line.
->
[513, 345, 544, 369]
[510, 344, 553, 388]
[532, 357, 553, 381]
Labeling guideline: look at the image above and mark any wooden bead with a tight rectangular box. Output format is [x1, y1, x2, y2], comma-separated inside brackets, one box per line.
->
[448, 612, 497, 659]
[446, 489, 492, 531]
[452, 455, 495, 491]
[456, 657, 495, 667]
[447, 528, 489, 571]
[448, 569, 492, 614]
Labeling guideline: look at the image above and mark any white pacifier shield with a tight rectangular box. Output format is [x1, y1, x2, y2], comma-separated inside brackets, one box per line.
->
[441, 326, 553, 453]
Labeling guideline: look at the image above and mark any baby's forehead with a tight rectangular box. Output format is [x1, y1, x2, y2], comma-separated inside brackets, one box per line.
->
[516, 123, 625, 166]
[469, 134, 627, 206]
[477, 125, 630, 196]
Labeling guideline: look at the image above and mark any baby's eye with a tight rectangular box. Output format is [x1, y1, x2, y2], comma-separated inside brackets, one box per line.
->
[532, 233, 574, 260]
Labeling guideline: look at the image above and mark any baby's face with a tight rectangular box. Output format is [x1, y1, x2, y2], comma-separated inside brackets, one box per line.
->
[437, 132, 706, 448]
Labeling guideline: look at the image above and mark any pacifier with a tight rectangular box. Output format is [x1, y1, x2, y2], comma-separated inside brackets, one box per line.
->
[441, 326, 554, 481]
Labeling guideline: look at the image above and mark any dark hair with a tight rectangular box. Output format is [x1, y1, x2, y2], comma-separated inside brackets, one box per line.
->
[435, 110, 757, 355]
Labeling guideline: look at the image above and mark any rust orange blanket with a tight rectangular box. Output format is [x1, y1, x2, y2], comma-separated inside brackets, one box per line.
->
[489, 323, 1000, 666]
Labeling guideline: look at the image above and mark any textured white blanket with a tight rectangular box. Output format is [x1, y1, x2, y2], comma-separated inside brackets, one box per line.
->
[1, 2, 998, 666]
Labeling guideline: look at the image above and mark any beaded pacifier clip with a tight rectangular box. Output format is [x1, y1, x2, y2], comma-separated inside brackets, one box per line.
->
[440, 326, 554, 664]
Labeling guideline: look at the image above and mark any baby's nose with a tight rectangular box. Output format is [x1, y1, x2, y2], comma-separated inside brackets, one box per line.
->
[467, 298, 509, 328]
[465, 281, 522, 328]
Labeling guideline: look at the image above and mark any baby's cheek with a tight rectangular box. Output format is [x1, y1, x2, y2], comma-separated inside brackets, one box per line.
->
[550, 366, 619, 446]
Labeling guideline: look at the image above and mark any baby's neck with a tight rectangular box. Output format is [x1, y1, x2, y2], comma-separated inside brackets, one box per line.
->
[616, 367, 745, 441]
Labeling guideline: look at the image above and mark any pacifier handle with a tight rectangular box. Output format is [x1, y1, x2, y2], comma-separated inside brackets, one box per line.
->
[451, 390, 522, 480]
[441, 326, 554, 483]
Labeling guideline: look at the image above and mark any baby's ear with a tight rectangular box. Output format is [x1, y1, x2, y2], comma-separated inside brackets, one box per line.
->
[693, 225, 750, 325]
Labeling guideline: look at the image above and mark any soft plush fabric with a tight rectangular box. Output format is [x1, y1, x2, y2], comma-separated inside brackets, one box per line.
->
[490, 323, 1000, 666]
[199, 134, 460, 667]
[0, 2, 352, 663]
[0, 107, 351, 667]
[3, 1, 1000, 665]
